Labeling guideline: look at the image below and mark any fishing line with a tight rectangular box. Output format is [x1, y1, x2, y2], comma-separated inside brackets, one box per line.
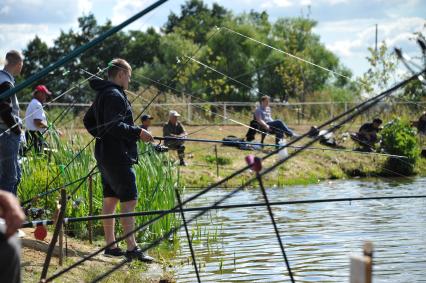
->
[21, 194, 426, 228]
[23, 25, 223, 206]
[0, 66, 109, 138]
[79, 69, 423, 281]
[222, 26, 426, 114]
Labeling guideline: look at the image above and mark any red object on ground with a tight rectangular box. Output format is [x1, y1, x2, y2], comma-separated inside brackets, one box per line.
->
[34, 225, 47, 241]
[245, 155, 262, 173]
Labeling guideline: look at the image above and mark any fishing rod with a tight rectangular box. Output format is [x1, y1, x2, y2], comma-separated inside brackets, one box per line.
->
[22, 194, 426, 228]
[86, 67, 426, 281]
[46, 68, 425, 283]
[155, 136, 409, 159]
[23, 27, 223, 207]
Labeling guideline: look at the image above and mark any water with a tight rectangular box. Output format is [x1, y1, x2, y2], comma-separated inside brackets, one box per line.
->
[175, 177, 426, 282]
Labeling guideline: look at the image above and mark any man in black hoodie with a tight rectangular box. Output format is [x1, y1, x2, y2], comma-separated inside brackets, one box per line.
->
[83, 58, 154, 262]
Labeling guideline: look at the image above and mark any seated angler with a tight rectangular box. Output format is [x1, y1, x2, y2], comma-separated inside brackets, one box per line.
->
[352, 118, 382, 151]
[24, 85, 52, 153]
[140, 114, 153, 131]
[246, 95, 298, 145]
[413, 112, 426, 136]
[163, 110, 187, 166]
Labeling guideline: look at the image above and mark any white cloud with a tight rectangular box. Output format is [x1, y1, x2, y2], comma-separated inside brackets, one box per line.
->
[111, 0, 152, 25]
[316, 17, 425, 59]
[0, 0, 93, 24]
[261, 0, 293, 8]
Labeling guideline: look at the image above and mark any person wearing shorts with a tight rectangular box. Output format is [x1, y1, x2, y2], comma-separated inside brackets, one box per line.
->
[83, 58, 154, 262]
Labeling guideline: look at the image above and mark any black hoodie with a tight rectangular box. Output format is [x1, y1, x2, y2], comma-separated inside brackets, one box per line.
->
[84, 79, 141, 165]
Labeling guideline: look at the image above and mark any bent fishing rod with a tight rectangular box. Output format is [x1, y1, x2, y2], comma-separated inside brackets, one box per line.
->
[45, 69, 425, 283]
[155, 136, 409, 159]
[22, 29, 223, 207]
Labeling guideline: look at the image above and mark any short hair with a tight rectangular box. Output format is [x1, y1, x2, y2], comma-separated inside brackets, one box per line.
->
[5, 50, 23, 66]
[373, 118, 382, 124]
[107, 58, 132, 78]
[260, 95, 270, 102]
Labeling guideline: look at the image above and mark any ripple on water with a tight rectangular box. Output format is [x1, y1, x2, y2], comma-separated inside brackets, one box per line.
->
[176, 178, 426, 282]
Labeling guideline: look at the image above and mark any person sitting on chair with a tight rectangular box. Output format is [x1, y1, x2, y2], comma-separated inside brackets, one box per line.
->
[163, 110, 187, 166]
[352, 118, 382, 151]
[246, 95, 298, 145]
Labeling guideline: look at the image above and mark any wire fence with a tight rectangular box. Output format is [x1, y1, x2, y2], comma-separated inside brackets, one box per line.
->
[24, 100, 426, 128]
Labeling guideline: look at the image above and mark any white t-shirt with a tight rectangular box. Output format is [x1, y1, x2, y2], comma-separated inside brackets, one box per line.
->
[25, 98, 47, 132]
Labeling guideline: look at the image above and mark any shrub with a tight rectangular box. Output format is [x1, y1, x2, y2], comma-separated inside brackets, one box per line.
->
[380, 118, 421, 175]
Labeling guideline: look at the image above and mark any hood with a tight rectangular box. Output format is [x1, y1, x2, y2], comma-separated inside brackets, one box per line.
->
[0, 70, 15, 85]
[89, 78, 122, 92]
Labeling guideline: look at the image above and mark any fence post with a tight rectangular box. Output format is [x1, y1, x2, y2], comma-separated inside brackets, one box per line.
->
[223, 102, 227, 125]
[88, 175, 93, 244]
[40, 189, 67, 281]
[350, 241, 373, 283]
[187, 102, 192, 123]
[214, 145, 219, 177]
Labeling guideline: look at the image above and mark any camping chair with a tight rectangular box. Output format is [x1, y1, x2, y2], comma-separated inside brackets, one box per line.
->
[245, 120, 267, 144]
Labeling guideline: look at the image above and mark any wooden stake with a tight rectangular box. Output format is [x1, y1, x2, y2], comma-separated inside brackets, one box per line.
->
[214, 145, 219, 177]
[350, 241, 373, 283]
[40, 189, 67, 282]
[88, 175, 93, 244]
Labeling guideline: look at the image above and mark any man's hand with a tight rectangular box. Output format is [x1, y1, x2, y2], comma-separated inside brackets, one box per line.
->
[140, 128, 154, 142]
[0, 191, 25, 239]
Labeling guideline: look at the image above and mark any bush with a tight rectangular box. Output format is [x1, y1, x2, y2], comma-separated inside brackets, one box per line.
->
[380, 118, 421, 175]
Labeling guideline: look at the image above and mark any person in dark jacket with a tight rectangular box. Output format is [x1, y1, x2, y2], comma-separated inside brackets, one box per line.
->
[83, 58, 154, 262]
[163, 110, 187, 166]
[0, 50, 24, 196]
[351, 118, 382, 151]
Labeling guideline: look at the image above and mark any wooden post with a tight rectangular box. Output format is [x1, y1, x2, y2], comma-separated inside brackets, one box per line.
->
[187, 102, 192, 122]
[214, 145, 219, 177]
[223, 103, 227, 125]
[350, 241, 373, 283]
[88, 175, 93, 244]
[40, 189, 67, 282]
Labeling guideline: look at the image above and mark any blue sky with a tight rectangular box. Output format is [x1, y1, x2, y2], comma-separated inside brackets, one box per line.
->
[0, 0, 425, 77]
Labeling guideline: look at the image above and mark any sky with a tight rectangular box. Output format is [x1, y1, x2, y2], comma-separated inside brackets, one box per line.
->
[0, 0, 425, 78]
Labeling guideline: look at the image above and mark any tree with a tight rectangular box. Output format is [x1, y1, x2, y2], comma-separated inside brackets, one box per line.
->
[358, 41, 398, 95]
[163, 0, 229, 44]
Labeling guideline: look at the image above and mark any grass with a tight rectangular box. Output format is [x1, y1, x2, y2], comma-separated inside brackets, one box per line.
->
[18, 127, 180, 243]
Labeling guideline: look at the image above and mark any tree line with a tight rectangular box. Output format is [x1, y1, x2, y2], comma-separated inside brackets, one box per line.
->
[19, 0, 424, 105]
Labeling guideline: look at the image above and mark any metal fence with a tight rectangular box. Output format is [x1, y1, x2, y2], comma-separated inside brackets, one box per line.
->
[27, 100, 426, 127]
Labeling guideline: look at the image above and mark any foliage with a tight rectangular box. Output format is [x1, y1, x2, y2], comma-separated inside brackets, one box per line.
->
[204, 154, 232, 166]
[18, 131, 180, 242]
[20, 0, 355, 105]
[380, 118, 421, 175]
[358, 41, 398, 95]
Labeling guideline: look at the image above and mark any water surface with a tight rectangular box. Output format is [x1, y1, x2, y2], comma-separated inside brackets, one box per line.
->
[176, 177, 426, 282]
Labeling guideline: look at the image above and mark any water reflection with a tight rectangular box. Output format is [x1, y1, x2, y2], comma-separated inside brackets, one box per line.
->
[176, 178, 426, 282]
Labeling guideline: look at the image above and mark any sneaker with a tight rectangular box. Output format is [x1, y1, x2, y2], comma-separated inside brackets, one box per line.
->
[179, 160, 187, 166]
[125, 246, 154, 263]
[104, 247, 125, 257]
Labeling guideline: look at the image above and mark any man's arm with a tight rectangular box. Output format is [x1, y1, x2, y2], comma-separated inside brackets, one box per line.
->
[0, 191, 25, 239]
[255, 111, 270, 131]
[0, 82, 21, 135]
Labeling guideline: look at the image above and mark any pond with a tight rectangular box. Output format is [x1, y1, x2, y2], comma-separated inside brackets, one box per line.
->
[176, 177, 426, 282]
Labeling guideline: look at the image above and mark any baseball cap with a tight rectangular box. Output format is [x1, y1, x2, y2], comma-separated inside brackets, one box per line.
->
[141, 114, 154, 121]
[35, 85, 52, 95]
[169, 110, 181, 117]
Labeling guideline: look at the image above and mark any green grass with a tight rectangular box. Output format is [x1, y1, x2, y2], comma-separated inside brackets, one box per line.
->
[18, 127, 180, 242]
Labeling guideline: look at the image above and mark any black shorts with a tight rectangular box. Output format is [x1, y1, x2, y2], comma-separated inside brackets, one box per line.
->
[98, 162, 138, 202]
